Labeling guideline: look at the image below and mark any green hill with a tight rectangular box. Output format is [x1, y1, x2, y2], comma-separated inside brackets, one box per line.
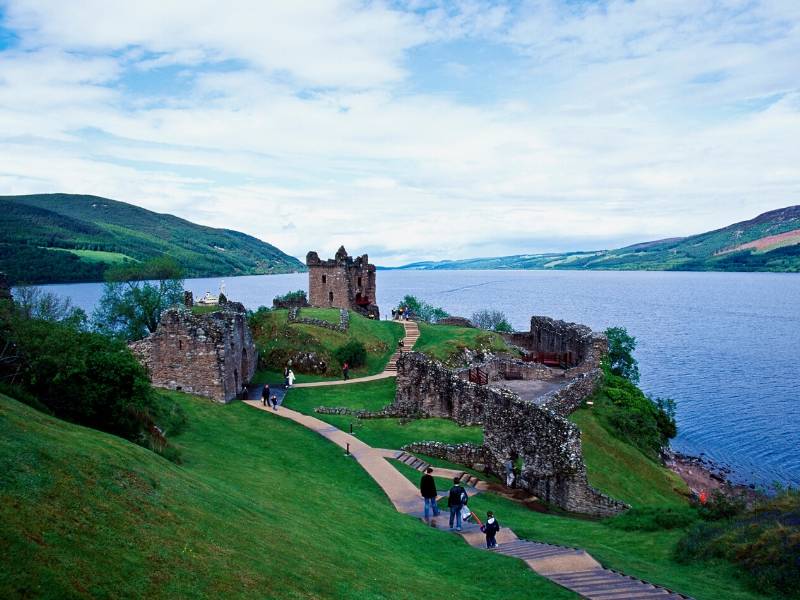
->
[0, 193, 306, 284]
[0, 391, 574, 600]
[393, 205, 800, 272]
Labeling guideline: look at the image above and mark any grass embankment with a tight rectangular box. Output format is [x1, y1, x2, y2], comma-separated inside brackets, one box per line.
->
[571, 408, 689, 507]
[413, 322, 517, 366]
[251, 309, 403, 381]
[283, 379, 483, 449]
[0, 392, 574, 599]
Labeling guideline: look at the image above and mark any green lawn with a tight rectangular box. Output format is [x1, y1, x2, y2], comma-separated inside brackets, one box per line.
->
[283, 379, 484, 450]
[0, 392, 574, 599]
[44, 247, 136, 264]
[298, 307, 341, 323]
[251, 309, 403, 379]
[414, 322, 516, 364]
[571, 408, 690, 507]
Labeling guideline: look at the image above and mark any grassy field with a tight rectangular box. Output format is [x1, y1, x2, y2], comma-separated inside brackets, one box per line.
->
[414, 322, 516, 365]
[45, 247, 136, 264]
[283, 379, 484, 450]
[571, 408, 689, 507]
[299, 307, 341, 323]
[0, 392, 574, 599]
[251, 309, 404, 380]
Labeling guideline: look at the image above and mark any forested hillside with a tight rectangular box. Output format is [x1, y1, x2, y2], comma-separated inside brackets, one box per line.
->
[0, 194, 305, 284]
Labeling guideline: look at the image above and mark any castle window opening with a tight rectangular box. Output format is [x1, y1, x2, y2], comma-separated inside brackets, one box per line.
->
[322, 275, 327, 284]
[357, 276, 362, 287]
[329, 291, 334, 303]
[178, 339, 182, 350]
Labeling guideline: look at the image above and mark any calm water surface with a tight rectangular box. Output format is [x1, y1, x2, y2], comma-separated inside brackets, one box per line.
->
[34, 270, 800, 487]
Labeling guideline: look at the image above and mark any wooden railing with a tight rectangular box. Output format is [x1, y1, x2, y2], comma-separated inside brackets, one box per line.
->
[468, 367, 488, 386]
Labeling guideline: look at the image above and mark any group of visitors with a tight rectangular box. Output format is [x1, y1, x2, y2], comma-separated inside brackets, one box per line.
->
[260, 383, 279, 410]
[419, 468, 500, 549]
[391, 306, 410, 321]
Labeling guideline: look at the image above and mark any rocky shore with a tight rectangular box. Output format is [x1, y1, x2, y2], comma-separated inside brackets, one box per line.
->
[665, 448, 762, 504]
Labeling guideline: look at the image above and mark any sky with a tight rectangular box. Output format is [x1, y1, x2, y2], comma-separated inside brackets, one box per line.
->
[0, 1, 798, 266]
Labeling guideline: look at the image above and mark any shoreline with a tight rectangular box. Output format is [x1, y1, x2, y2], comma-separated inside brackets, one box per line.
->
[664, 448, 762, 504]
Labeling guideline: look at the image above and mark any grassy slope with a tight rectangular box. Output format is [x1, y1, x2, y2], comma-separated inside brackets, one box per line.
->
[283, 379, 483, 449]
[0, 392, 574, 600]
[413, 322, 516, 365]
[252, 309, 404, 380]
[0, 193, 304, 283]
[571, 408, 689, 507]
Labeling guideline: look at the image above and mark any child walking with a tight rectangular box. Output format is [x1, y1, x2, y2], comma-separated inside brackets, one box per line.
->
[481, 511, 500, 549]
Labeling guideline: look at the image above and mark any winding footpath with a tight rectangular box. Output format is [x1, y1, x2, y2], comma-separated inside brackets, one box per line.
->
[247, 320, 692, 599]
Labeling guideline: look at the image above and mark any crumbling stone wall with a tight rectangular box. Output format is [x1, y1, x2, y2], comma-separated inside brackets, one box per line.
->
[401, 441, 488, 470]
[505, 316, 607, 373]
[437, 316, 474, 327]
[540, 370, 603, 417]
[457, 357, 555, 383]
[306, 246, 379, 318]
[392, 352, 627, 516]
[288, 307, 349, 332]
[129, 304, 256, 403]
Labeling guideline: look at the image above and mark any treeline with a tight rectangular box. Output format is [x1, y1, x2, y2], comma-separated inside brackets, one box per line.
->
[0, 244, 107, 284]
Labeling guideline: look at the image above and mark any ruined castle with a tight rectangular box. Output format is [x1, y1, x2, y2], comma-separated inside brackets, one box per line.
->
[306, 246, 379, 318]
[129, 295, 256, 403]
[374, 316, 628, 516]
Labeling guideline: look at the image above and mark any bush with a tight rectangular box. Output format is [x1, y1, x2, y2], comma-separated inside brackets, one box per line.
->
[675, 489, 800, 597]
[399, 295, 449, 323]
[608, 506, 698, 531]
[591, 368, 677, 459]
[606, 326, 640, 383]
[471, 309, 514, 333]
[274, 290, 307, 304]
[334, 340, 367, 369]
[697, 489, 746, 521]
[3, 314, 183, 461]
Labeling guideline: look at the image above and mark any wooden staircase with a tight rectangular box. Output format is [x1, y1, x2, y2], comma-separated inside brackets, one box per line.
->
[384, 320, 420, 374]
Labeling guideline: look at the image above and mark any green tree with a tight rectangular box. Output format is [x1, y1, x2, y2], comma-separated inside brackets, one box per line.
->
[400, 295, 449, 323]
[471, 309, 514, 333]
[12, 285, 87, 328]
[605, 326, 640, 383]
[93, 257, 184, 340]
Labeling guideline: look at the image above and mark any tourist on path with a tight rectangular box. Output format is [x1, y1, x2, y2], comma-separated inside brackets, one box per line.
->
[342, 361, 350, 381]
[447, 477, 468, 531]
[287, 369, 295, 388]
[481, 511, 500, 549]
[270, 395, 279, 410]
[283, 365, 290, 388]
[420, 467, 439, 519]
[261, 383, 270, 407]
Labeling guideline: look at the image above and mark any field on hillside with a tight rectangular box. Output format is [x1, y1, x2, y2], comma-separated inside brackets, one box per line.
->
[0, 392, 574, 600]
[413, 322, 517, 365]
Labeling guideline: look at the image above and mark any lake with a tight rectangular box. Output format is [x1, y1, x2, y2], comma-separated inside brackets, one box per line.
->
[33, 269, 800, 488]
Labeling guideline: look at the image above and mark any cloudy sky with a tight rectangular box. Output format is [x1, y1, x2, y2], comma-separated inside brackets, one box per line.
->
[0, 1, 798, 265]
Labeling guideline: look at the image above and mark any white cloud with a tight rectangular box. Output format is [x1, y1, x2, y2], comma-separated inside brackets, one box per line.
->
[0, 1, 798, 265]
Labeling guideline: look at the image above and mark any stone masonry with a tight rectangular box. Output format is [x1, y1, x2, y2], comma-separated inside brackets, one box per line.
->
[306, 246, 380, 318]
[129, 302, 256, 403]
[391, 352, 627, 516]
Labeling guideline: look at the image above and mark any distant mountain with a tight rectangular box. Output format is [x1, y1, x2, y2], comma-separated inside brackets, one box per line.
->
[0, 193, 306, 284]
[392, 206, 800, 273]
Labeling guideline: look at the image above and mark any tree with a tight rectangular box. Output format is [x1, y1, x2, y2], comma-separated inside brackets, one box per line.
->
[399, 295, 449, 323]
[471, 309, 514, 333]
[93, 257, 184, 340]
[12, 285, 87, 328]
[605, 326, 640, 383]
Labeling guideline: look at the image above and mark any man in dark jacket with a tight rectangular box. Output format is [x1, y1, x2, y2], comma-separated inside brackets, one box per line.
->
[420, 467, 439, 519]
[481, 511, 500, 548]
[447, 477, 468, 531]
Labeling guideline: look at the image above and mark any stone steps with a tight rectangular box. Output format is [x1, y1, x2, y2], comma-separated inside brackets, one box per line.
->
[546, 567, 692, 599]
[396, 451, 430, 472]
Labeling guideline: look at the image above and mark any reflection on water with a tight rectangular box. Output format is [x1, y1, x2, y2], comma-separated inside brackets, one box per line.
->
[32, 269, 800, 486]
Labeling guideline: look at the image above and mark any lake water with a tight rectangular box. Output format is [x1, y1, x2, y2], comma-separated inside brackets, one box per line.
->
[33, 270, 800, 487]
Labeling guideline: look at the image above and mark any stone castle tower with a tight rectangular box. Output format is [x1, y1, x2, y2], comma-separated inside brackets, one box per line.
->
[306, 246, 379, 318]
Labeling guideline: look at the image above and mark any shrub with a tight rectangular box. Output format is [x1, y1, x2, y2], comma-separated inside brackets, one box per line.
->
[274, 290, 307, 304]
[3, 314, 183, 461]
[675, 489, 800, 597]
[399, 295, 449, 323]
[608, 506, 698, 531]
[697, 489, 746, 521]
[334, 340, 367, 368]
[471, 309, 514, 332]
[606, 326, 640, 383]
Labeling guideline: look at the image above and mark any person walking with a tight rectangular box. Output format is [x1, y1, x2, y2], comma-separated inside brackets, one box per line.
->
[342, 361, 350, 381]
[261, 383, 270, 407]
[481, 511, 500, 548]
[270, 394, 279, 410]
[287, 369, 295, 388]
[447, 477, 468, 531]
[283, 365, 290, 389]
[420, 467, 439, 519]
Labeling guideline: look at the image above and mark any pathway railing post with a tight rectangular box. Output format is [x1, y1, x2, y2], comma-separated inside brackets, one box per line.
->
[346, 443, 350, 456]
